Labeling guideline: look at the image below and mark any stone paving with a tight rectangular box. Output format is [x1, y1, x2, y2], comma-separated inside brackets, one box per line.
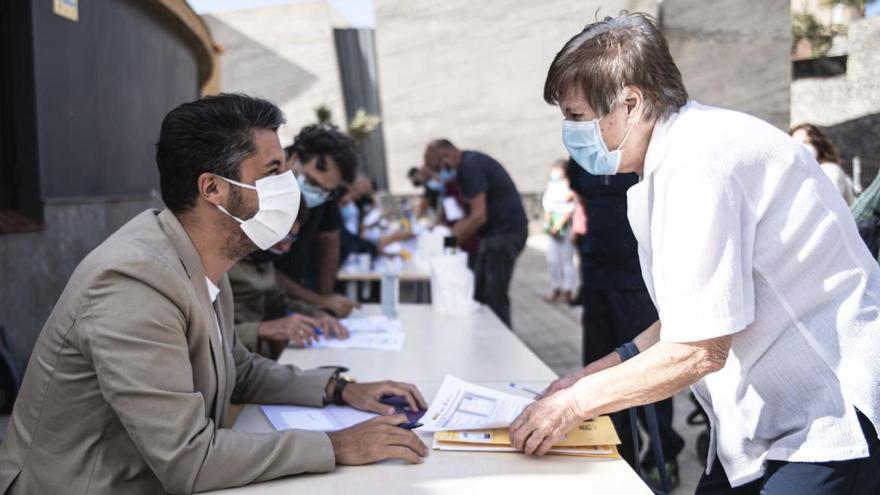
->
[509, 235, 705, 494]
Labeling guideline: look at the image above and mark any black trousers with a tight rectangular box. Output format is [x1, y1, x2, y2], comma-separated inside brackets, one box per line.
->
[696, 411, 880, 495]
[472, 232, 526, 329]
[582, 288, 685, 467]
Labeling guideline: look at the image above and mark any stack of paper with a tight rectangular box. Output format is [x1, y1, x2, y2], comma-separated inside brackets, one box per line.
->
[299, 314, 405, 351]
[261, 404, 377, 432]
[421, 375, 621, 459]
[432, 416, 621, 459]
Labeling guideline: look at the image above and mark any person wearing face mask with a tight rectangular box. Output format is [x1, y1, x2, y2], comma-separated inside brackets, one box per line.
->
[273, 125, 362, 318]
[790, 123, 855, 205]
[541, 159, 577, 304]
[423, 139, 528, 329]
[228, 196, 351, 359]
[0, 94, 431, 494]
[407, 166, 439, 220]
[509, 13, 880, 495]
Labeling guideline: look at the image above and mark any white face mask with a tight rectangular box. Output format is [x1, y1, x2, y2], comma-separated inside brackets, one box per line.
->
[215, 170, 301, 251]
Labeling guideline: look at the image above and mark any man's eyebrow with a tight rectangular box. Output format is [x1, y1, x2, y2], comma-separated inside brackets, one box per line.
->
[264, 159, 281, 169]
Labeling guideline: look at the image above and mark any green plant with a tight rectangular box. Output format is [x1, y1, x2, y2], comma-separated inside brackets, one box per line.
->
[314, 104, 333, 125]
[347, 108, 381, 146]
[792, 12, 834, 57]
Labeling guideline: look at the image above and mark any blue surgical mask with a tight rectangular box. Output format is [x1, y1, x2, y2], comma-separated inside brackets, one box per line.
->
[439, 169, 456, 183]
[297, 175, 329, 208]
[426, 178, 444, 192]
[562, 116, 632, 176]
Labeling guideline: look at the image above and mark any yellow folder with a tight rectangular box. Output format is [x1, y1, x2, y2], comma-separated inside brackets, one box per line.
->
[433, 415, 622, 459]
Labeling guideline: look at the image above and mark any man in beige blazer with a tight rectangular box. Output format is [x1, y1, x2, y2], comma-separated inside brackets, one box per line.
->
[0, 94, 428, 494]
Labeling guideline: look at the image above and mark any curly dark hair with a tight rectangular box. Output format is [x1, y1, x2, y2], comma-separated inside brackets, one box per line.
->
[289, 124, 358, 183]
[790, 123, 841, 165]
[156, 93, 285, 213]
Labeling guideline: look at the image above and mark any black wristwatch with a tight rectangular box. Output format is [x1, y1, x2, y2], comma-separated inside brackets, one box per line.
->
[319, 366, 350, 405]
[332, 375, 354, 406]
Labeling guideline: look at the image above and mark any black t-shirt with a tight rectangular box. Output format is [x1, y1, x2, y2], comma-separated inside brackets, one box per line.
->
[274, 201, 340, 287]
[456, 150, 527, 238]
[567, 158, 646, 290]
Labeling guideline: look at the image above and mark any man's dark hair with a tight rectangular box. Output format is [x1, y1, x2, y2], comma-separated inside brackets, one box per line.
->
[407, 167, 421, 179]
[431, 138, 456, 150]
[289, 124, 358, 183]
[155, 93, 285, 213]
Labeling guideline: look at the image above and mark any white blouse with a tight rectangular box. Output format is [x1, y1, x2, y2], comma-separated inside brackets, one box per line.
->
[627, 101, 880, 487]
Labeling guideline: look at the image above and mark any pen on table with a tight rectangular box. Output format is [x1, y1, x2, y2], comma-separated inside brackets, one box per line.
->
[286, 310, 324, 335]
[508, 382, 542, 398]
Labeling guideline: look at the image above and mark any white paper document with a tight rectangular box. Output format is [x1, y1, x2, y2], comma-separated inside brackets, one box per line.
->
[310, 331, 405, 351]
[441, 197, 464, 221]
[261, 404, 377, 432]
[339, 315, 403, 334]
[419, 375, 534, 432]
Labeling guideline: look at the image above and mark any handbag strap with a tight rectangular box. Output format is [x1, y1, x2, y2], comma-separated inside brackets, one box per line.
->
[616, 341, 670, 495]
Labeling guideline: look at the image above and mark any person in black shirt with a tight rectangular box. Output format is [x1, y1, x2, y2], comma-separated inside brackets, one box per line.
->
[274, 125, 361, 317]
[567, 158, 683, 483]
[423, 139, 527, 328]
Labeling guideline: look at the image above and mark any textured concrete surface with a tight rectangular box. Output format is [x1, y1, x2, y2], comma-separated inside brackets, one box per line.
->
[0, 197, 159, 373]
[663, 0, 791, 131]
[374, 0, 656, 195]
[204, 1, 352, 146]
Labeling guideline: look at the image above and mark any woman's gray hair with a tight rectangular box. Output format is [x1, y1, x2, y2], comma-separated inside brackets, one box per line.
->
[544, 11, 688, 121]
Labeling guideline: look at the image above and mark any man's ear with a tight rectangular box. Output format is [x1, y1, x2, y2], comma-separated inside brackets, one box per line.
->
[198, 172, 226, 207]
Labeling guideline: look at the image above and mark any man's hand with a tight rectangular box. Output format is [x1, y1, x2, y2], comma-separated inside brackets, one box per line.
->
[321, 294, 360, 318]
[343, 381, 428, 415]
[327, 415, 428, 465]
[509, 389, 585, 456]
[314, 311, 350, 340]
[257, 315, 319, 347]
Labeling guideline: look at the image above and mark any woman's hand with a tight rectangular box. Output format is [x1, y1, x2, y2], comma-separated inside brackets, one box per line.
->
[541, 368, 586, 397]
[509, 389, 585, 456]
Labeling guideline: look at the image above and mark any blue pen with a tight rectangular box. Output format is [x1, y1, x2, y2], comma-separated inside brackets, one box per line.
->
[286, 311, 324, 339]
[509, 382, 542, 398]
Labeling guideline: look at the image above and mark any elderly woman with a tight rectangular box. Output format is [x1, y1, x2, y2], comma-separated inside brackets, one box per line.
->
[509, 12, 880, 495]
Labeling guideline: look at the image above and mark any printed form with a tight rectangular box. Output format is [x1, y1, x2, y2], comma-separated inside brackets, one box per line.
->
[420, 375, 534, 432]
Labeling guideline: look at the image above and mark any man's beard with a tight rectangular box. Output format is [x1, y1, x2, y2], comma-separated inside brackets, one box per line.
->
[220, 186, 259, 261]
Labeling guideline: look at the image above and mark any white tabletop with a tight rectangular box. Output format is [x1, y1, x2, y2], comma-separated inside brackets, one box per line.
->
[202, 305, 651, 494]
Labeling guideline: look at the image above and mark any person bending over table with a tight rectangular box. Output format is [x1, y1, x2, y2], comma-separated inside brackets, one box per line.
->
[275, 128, 361, 318]
[510, 13, 880, 495]
[0, 94, 428, 495]
[228, 196, 350, 359]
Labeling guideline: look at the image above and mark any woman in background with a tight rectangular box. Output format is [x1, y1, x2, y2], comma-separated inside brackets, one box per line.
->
[541, 159, 577, 304]
[791, 123, 855, 205]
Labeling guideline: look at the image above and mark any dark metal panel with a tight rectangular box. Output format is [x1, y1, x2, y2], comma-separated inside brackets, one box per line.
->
[333, 28, 389, 190]
[29, 0, 200, 199]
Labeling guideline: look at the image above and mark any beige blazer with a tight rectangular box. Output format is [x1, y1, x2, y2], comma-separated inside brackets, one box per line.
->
[0, 209, 337, 494]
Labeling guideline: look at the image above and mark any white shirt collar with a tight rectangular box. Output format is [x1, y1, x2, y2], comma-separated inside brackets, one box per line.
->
[205, 277, 220, 303]
[642, 100, 693, 178]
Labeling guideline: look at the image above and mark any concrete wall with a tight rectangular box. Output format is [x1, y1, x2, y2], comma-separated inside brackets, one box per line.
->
[376, 0, 656, 195]
[664, 0, 792, 131]
[375, 1, 792, 195]
[791, 17, 880, 186]
[1, 198, 159, 371]
[204, 2, 351, 147]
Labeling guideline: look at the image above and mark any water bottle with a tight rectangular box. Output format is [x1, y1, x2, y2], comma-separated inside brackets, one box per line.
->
[381, 271, 399, 318]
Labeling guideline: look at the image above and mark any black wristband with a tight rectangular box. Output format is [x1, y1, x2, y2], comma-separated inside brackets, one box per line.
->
[332, 376, 352, 405]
